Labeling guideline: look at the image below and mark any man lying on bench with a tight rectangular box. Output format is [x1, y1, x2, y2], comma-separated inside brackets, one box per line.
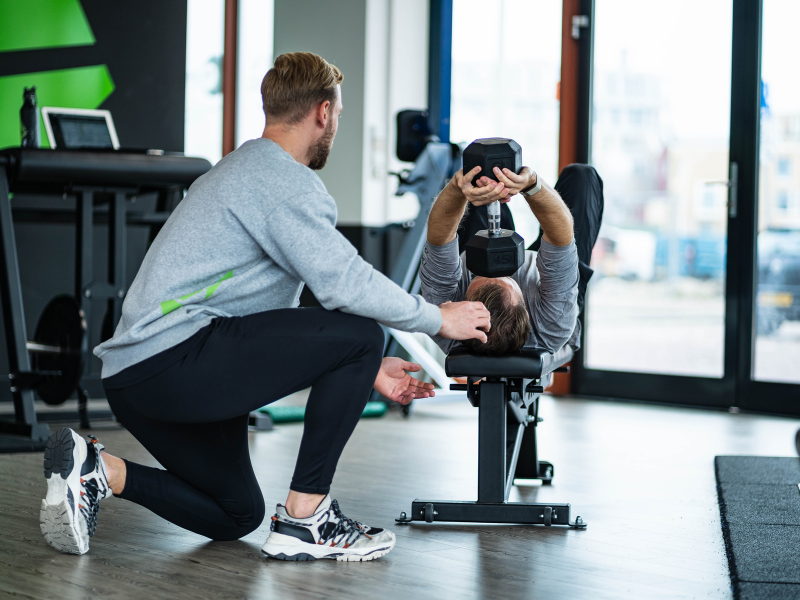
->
[420, 163, 604, 370]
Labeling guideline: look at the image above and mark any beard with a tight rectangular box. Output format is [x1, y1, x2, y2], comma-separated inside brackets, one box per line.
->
[307, 119, 335, 171]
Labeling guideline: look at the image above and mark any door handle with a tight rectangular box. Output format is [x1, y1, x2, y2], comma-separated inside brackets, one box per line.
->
[572, 15, 590, 39]
[704, 162, 738, 218]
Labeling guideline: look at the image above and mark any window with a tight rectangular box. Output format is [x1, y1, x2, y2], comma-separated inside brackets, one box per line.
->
[586, 0, 731, 378]
[236, 0, 274, 147]
[185, 0, 224, 164]
[777, 189, 789, 210]
[450, 0, 561, 245]
[753, 0, 800, 383]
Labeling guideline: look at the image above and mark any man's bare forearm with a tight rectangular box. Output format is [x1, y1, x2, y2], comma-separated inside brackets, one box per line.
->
[427, 178, 468, 246]
[427, 168, 572, 247]
[525, 175, 573, 247]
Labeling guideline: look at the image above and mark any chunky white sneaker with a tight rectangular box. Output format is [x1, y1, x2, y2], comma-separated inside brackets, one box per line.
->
[261, 495, 396, 562]
[40, 428, 111, 554]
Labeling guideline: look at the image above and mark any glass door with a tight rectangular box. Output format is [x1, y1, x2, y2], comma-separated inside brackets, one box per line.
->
[574, 0, 800, 414]
[586, 0, 732, 378]
[574, 0, 737, 406]
[739, 0, 800, 412]
[752, 0, 800, 384]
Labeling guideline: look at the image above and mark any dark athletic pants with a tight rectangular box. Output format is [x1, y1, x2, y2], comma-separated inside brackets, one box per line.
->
[457, 163, 605, 312]
[104, 309, 384, 541]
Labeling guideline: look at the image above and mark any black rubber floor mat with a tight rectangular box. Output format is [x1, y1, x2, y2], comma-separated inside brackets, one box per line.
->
[716, 456, 800, 600]
[738, 582, 800, 599]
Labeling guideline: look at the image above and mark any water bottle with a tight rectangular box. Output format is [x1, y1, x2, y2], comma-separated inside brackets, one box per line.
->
[20, 86, 40, 148]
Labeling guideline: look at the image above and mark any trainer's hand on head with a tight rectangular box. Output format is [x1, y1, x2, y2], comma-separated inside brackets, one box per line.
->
[454, 167, 512, 207]
[437, 301, 491, 343]
[373, 357, 436, 406]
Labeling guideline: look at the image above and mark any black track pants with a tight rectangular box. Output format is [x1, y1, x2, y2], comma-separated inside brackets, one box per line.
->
[529, 164, 604, 313]
[459, 163, 605, 313]
[104, 308, 384, 541]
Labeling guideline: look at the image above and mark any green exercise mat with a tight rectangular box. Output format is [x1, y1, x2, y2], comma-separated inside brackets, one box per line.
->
[258, 401, 387, 423]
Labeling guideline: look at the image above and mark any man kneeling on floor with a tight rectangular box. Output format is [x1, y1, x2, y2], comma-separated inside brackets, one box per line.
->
[420, 162, 604, 372]
[38, 52, 491, 562]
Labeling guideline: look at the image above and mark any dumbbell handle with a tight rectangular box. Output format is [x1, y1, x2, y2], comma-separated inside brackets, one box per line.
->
[487, 201, 501, 235]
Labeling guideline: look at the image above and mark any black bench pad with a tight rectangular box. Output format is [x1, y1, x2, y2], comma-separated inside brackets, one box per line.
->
[445, 346, 548, 379]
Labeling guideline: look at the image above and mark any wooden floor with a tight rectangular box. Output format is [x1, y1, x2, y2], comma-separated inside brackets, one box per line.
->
[1, 393, 798, 600]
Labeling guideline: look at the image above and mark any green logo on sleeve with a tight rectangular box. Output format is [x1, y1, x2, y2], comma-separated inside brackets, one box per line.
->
[160, 270, 234, 316]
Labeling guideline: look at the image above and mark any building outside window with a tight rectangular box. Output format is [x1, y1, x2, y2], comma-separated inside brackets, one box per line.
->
[185, 0, 224, 164]
[778, 156, 790, 176]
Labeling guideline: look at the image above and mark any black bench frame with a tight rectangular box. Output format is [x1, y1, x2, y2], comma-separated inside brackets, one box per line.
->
[397, 347, 587, 528]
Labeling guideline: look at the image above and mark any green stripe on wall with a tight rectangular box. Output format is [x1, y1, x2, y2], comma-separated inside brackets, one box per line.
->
[0, 65, 114, 149]
[0, 0, 95, 53]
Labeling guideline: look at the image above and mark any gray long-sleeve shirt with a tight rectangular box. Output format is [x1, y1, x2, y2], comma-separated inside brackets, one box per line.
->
[419, 237, 581, 362]
[94, 138, 442, 377]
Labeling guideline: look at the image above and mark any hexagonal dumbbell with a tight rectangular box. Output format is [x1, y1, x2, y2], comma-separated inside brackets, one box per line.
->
[465, 227, 525, 278]
[462, 138, 525, 278]
[462, 137, 522, 186]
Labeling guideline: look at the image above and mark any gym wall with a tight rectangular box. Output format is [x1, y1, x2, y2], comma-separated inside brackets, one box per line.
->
[273, 0, 429, 306]
[0, 0, 188, 402]
[274, 0, 429, 229]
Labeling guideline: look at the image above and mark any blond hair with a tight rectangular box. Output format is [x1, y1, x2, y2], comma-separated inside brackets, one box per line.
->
[261, 52, 343, 125]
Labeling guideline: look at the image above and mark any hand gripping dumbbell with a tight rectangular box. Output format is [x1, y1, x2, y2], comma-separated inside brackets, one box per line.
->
[462, 138, 525, 278]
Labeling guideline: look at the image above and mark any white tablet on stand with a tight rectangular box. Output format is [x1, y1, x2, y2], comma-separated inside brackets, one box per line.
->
[41, 107, 120, 150]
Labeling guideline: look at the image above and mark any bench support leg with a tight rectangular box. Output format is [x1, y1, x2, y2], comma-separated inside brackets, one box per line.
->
[396, 378, 586, 529]
[478, 380, 506, 503]
[513, 403, 554, 484]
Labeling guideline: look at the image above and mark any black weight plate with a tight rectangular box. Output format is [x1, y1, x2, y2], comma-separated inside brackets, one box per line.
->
[31, 295, 85, 405]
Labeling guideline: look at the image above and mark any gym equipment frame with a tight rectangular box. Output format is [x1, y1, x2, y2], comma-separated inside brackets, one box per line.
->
[369, 141, 462, 406]
[397, 347, 587, 528]
[0, 148, 210, 451]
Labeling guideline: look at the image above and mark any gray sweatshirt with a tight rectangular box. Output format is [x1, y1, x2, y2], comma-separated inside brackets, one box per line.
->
[419, 237, 581, 361]
[94, 138, 442, 377]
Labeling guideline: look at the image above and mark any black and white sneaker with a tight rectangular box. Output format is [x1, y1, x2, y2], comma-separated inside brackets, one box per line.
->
[40, 427, 111, 554]
[261, 495, 396, 562]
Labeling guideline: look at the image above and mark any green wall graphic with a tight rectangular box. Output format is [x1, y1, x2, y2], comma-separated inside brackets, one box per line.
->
[0, 0, 95, 53]
[0, 66, 114, 149]
[0, 0, 114, 149]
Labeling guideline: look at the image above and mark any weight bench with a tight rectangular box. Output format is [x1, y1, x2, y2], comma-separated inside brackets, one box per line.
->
[396, 346, 587, 529]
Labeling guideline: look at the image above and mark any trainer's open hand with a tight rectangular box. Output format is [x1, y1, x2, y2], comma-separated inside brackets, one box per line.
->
[374, 357, 435, 406]
[453, 166, 512, 207]
[438, 300, 491, 343]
